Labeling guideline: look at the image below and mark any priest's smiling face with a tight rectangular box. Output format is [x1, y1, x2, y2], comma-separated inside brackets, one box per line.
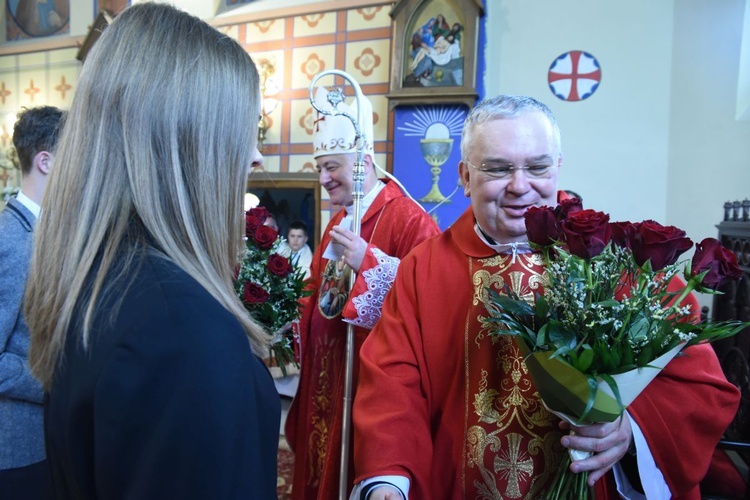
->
[316, 153, 356, 207]
[459, 111, 561, 245]
[315, 153, 375, 207]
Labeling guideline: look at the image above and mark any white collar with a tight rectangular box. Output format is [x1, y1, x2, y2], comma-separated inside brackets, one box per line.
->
[473, 222, 532, 263]
[16, 190, 41, 218]
[344, 180, 385, 216]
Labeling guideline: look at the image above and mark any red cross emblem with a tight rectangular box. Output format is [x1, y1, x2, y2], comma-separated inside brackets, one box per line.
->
[548, 51, 602, 102]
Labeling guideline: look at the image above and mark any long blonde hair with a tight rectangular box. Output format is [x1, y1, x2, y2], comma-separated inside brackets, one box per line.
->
[25, 2, 267, 389]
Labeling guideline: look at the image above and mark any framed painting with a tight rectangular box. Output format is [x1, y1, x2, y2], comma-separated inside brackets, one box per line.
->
[388, 0, 484, 109]
[6, 0, 70, 41]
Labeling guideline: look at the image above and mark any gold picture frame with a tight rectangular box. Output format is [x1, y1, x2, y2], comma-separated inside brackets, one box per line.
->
[388, 0, 484, 109]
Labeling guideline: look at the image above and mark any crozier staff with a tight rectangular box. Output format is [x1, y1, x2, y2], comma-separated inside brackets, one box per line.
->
[285, 75, 440, 500]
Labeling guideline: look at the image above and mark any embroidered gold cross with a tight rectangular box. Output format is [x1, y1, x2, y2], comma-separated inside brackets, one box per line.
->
[494, 433, 534, 498]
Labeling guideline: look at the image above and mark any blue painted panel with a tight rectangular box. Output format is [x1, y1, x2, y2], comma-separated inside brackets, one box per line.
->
[392, 105, 470, 230]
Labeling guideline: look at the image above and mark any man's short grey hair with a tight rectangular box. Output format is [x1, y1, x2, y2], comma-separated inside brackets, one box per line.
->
[460, 95, 562, 161]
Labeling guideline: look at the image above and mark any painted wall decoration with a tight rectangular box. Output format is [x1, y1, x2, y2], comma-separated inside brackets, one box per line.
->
[405, 10, 466, 88]
[393, 104, 469, 229]
[548, 50, 602, 102]
[388, 0, 483, 109]
[96, 0, 128, 16]
[6, 0, 70, 41]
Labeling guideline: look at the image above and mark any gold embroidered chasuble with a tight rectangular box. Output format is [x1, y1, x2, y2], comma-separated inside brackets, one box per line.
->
[354, 207, 566, 499]
[464, 251, 565, 498]
[355, 205, 741, 500]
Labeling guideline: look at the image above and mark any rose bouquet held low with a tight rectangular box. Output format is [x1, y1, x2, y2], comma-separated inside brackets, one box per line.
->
[235, 206, 310, 376]
[484, 198, 747, 499]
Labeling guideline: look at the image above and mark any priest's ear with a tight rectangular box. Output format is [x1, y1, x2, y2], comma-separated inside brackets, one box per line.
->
[363, 153, 376, 177]
[458, 160, 471, 197]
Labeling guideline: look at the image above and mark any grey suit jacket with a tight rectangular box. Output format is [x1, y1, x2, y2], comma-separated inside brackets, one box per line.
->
[0, 196, 45, 469]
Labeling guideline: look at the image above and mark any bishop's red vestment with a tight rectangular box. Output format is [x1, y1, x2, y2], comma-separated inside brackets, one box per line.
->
[285, 180, 439, 499]
[353, 206, 740, 499]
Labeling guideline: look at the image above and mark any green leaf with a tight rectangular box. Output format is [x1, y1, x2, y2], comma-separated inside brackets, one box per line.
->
[596, 300, 621, 308]
[599, 373, 624, 417]
[636, 343, 654, 366]
[576, 345, 594, 372]
[621, 342, 634, 366]
[578, 375, 599, 423]
[550, 344, 573, 361]
[535, 294, 549, 322]
[547, 321, 575, 349]
[490, 292, 534, 317]
[536, 323, 548, 348]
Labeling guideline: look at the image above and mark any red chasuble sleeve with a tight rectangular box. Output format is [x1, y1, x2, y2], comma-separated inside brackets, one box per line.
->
[353, 246, 434, 493]
[627, 278, 740, 499]
[285, 182, 439, 500]
[342, 200, 439, 329]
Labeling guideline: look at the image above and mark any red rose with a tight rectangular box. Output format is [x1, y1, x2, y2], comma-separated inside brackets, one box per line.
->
[243, 282, 270, 304]
[253, 224, 278, 250]
[561, 209, 611, 259]
[691, 238, 742, 289]
[630, 220, 693, 271]
[268, 253, 293, 277]
[610, 221, 639, 249]
[525, 206, 560, 246]
[246, 206, 271, 223]
[245, 214, 263, 238]
[554, 197, 583, 221]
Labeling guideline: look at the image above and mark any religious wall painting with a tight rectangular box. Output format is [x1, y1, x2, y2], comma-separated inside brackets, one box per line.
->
[404, 6, 465, 88]
[548, 50, 602, 102]
[388, 0, 483, 109]
[393, 104, 469, 230]
[96, 0, 126, 16]
[6, 0, 70, 41]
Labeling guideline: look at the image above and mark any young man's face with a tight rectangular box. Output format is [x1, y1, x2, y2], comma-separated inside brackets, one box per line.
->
[287, 229, 308, 252]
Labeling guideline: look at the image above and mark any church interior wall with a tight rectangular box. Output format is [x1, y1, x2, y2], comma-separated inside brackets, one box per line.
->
[0, 0, 747, 311]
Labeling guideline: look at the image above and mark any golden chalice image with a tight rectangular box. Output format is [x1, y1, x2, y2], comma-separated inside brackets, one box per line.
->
[418, 137, 453, 204]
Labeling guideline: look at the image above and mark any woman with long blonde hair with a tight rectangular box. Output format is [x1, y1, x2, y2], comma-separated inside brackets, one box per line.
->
[24, 3, 278, 498]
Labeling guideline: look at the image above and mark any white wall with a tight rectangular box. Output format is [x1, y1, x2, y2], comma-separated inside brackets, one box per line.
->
[485, 0, 750, 310]
[668, 0, 750, 244]
[484, 0, 676, 225]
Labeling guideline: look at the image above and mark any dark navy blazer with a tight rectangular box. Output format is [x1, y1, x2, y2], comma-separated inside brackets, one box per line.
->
[45, 252, 280, 499]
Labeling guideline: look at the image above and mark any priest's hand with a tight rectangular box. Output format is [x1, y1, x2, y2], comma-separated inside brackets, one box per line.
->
[329, 226, 367, 272]
[559, 414, 633, 486]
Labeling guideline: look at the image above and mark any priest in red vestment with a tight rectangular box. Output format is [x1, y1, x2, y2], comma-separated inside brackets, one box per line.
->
[285, 86, 440, 500]
[352, 95, 740, 499]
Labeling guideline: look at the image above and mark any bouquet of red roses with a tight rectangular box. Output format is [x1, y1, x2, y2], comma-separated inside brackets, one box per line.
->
[235, 206, 309, 376]
[484, 198, 746, 499]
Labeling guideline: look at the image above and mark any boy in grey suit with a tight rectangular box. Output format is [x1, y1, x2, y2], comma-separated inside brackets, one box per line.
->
[0, 105, 64, 499]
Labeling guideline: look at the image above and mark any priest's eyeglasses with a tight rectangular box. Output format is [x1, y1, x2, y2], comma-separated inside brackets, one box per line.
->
[466, 160, 558, 180]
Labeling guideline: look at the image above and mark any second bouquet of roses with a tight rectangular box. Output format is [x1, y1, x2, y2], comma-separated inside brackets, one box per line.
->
[484, 198, 746, 499]
[235, 206, 310, 376]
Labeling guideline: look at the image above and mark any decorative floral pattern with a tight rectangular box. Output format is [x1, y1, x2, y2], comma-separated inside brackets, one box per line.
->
[346, 248, 399, 328]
